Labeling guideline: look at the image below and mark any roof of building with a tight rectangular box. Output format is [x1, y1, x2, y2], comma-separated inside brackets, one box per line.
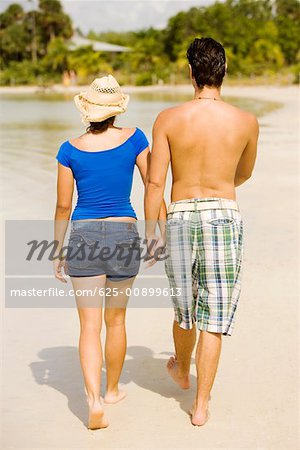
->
[69, 35, 131, 53]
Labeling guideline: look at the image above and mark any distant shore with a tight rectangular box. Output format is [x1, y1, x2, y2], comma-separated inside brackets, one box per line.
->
[1, 83, 298, 107]
[0, 83, 185, 95]
[0, 81, 297, 97]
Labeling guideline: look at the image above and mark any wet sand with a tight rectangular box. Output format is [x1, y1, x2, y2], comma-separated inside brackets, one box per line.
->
[1, 85, 299, 448]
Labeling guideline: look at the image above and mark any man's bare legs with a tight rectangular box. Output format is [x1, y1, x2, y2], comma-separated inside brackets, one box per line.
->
[71, 274, 108, 430]
[190, 331, 222, 426]
[167, 321, 222, 426]
[104, 277, 135, 404]
[167, 320, 196, 389]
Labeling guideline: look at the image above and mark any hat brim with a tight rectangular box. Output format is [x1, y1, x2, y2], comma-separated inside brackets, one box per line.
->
[74, 93, 130, 122]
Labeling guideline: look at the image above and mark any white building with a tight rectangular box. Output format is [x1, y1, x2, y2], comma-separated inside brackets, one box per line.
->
[69, 34, 131, 53]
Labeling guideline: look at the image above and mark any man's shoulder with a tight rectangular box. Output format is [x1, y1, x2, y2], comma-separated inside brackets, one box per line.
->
[153, 106, 179, 131]
[226, 101, 257, 122]
[156, 104, 181, 118]
[155, 102, 192, 124]
[239, 108, 258, 132]
[223, 102, 258, 130]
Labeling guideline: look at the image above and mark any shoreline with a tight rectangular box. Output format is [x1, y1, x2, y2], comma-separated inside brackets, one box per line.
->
[0, 82, 298, 97]
[1, 84, 297, 118]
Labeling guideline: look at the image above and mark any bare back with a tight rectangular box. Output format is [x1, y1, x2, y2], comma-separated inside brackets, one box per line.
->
[160, 99, 258, 201]
[69, 126, 136, 152]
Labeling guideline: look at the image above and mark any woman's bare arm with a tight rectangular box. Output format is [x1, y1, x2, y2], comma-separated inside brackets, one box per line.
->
[54, 163, 74, 281]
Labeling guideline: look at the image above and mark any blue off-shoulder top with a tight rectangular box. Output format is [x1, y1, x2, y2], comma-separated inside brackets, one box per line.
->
[56, 127, 149, 220]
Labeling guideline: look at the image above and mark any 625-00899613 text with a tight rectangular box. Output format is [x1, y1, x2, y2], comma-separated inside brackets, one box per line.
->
[9, 287, 182, 298]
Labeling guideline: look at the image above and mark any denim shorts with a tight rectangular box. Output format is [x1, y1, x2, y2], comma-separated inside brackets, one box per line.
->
[65, 220, 141, 280]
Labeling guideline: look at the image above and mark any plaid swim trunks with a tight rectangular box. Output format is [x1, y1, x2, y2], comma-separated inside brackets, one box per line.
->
[165, 198, 244, 336]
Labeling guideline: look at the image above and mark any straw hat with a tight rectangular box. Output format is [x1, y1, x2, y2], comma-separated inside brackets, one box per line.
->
[74, 74, 130, 124]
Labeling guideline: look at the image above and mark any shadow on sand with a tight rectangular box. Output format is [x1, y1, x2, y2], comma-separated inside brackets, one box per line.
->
[29, 345, 197, 426]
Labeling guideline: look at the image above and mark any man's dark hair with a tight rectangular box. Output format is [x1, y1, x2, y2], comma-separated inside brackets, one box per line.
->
[187, 37, 226, 89]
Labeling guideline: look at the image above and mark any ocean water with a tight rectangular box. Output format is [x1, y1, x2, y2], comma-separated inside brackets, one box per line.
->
[0, 91, 278, 219]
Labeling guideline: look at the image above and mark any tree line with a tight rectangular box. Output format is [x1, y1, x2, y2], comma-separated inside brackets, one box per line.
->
[0, 0, 299, 86]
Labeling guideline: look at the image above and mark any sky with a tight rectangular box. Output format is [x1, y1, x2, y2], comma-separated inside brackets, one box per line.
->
[0, 0, 215, 33]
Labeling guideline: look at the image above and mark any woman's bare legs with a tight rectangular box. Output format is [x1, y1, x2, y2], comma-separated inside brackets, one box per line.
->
[71, 274, 108, 429]
[104, 276, 135, 404]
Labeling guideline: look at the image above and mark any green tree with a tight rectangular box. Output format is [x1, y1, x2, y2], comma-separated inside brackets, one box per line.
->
[42, 37, 69, 71]
[36, 0, 73, 51]
[275, 0, 300, 64]
[247, 39, 285, 74]
[67, 46, 113, 83]
[0, 4, 29, 66]
[0, 3, 24, 28]
[163, 8, 209, 61]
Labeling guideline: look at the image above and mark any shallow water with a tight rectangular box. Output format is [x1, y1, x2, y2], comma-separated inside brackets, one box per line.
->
[0, 91, 280, 218]
[0, 91, 279, 156]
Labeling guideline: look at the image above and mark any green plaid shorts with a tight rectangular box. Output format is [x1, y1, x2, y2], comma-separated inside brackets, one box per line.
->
[165, 198, 244, 336]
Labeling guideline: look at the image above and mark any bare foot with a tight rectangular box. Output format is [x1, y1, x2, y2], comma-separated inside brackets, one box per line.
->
[167, 356, 190, 389]
[189, 401, 210, 426]
[104, 389, 127, 404]
[87, 400, 109, 430]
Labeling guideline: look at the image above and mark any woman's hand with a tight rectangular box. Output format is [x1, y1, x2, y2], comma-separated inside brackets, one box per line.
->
[53, 257, 68, 283]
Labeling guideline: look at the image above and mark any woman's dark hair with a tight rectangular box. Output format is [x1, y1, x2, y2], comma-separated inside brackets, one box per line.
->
[187, 37, 226, 89]
[86, 116, 116, 134]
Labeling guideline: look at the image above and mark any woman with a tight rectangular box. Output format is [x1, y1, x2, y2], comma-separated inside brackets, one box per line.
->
[53, 75, 165, 430]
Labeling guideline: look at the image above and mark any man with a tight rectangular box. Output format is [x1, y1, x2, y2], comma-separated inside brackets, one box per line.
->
[145, 37, 259, 426]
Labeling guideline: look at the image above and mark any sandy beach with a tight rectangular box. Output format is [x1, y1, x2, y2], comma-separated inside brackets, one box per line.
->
[1, 85, 299, 449]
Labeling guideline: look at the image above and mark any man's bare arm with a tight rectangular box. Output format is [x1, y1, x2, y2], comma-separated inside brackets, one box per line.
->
[136, 146, 167, 232]
[235, 115, 259, 187]
[145, 112, 170, 237]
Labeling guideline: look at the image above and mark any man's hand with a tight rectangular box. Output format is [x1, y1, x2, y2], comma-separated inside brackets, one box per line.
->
[145, 234, 166, 267]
